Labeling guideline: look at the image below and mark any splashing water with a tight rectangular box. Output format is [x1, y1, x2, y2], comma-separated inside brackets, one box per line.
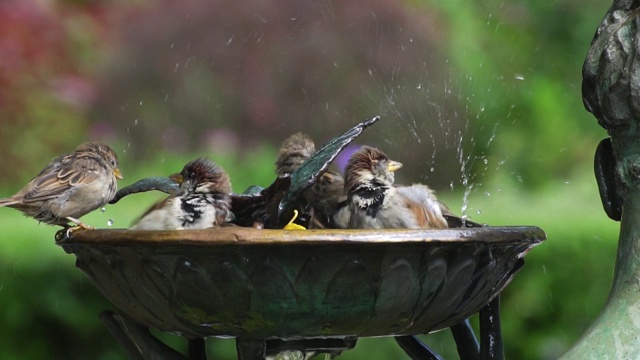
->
[107, 219, 114, 227]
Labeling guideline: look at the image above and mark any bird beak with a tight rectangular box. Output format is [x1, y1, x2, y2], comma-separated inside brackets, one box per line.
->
[114, 168, 124, 180]
[387, 161, 403, 172]
[169, 173, 184, 184]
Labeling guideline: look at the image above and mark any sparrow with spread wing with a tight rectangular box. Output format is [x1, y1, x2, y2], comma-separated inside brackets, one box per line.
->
[275, 132, 346, 229]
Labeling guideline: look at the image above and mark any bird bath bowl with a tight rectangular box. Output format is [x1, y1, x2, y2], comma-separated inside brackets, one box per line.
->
[57, 225, 544, 358]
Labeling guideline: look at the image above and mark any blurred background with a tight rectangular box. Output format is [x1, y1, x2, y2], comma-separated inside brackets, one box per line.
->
[0, 0, 617, 359]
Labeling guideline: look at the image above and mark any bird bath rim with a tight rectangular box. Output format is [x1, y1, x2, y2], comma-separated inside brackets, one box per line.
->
[57, 225, 546, 246]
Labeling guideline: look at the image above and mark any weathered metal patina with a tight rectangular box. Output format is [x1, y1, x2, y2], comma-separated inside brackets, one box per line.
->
[563, 0, 640, 358]
[58, 226, 543, 359]
[58, 226, 543, 340]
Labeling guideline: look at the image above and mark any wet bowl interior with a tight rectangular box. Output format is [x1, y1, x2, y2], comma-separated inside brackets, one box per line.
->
[57, 226, 545, 340]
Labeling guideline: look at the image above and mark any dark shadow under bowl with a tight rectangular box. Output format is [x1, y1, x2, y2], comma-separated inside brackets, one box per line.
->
[57, 226, 545, 340]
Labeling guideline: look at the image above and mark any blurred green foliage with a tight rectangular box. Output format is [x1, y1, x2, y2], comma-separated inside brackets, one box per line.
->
[0, 0, 622, 359]
[425, 0, 611, 187]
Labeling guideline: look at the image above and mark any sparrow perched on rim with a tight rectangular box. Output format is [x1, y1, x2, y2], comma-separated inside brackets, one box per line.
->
[0, 142, 123, 230]
[333, 146, 448, 229]
[275, 132, 346, 228]
[130, 158, 233, 230]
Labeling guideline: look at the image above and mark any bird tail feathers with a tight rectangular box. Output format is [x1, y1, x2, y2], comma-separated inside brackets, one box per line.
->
[0, 198, 17, 207]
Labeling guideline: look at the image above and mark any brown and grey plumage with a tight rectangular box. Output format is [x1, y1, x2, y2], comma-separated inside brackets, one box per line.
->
[275, 132, 316, 177]
[131, 158, 233, 230]
[333, 146, 448, 229]
[275, 132, 346, 228]
[0, 142, 123, 229]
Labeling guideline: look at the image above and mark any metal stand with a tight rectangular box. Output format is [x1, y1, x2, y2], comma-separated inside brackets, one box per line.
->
[102, 297, 504, 359]
[101, 311, 359, 360]
[99, 310, 189, 360]
[394, 296, 503, 360]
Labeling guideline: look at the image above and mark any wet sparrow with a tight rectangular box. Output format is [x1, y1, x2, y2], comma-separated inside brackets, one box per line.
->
[333, 146, 448, 229]
[275, 132, 346, 228]
[131, 158, 233, 230]
[275, 132, 317, 177]
[0, 142, 123, 229]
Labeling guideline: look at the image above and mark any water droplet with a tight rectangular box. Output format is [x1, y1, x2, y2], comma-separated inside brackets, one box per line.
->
[133, 118, 138, 126]
[184, 260, 191, 267]
[430, 167, 435, 172]
[515, 74, 525, 80]
[226, 36, 234, 46]
[483, 158, 489, 165]
[100, 207, 106, 214]
[477, 209, 482, 214]
[416, 83, 422, 90]
[485, 192, 491, 197]
[139, 100, 143, 106]
[107, 219, 114, 226]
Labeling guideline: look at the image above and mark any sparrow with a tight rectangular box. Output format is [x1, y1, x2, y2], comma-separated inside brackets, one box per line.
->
[333, 146, 448, 229]
[0, 142, 123, 230]
[275, 132, 317, 177]
[275, 132, 346, 228]
[130, 158, 233, 230]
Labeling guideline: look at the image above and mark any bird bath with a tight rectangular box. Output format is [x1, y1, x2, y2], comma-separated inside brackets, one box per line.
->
[52, 115, 546, 359]
[57, 225, 544, 359]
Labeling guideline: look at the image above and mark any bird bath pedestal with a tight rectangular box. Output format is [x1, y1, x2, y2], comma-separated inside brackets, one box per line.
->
[57, 226, 544, 359]
[560, 0, 640, 358]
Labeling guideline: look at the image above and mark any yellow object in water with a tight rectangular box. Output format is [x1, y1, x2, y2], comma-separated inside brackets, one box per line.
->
[283, 210, 306, 230]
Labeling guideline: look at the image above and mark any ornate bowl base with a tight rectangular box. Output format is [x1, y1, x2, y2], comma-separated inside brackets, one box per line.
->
[57, 226, 545, 359]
